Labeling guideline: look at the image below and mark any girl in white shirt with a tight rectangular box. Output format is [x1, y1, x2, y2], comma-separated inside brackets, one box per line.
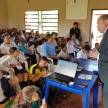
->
[71, 34, 81, 51]
[1, 47, 28, 89]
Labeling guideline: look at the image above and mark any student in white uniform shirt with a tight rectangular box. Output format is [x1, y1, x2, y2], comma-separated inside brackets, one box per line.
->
[0, 34, 26, 63]
[77, 45, 90, 59]
[71, 33, 81, 51]
[0, 34, 17, 55]
[1, 47, 28, 89]
[66, 38, 77, 56]
[92, 43, 99, 52]
[58, 44, 73, 60]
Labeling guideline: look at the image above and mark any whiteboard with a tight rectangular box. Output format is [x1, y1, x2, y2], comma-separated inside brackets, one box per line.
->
[66, 0, 89, 20]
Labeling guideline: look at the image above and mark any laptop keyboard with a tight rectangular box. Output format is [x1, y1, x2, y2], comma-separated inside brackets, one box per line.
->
[51, 73, 73, 82]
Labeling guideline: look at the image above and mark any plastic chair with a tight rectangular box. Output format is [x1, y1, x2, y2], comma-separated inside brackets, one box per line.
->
[25, 61, 30, 72]
[47, 58, 57, 72]
[37, 45, 43, 57]
[34, 49, 40, 63]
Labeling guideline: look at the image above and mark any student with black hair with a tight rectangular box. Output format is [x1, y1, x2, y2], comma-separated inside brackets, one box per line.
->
[19, 30, 26, 40]
[58, 44, 73, 60]
[35, 31, 41, 38]
[69, 22, 82, 42]
[0, 69, 14, 102]
[28, 36, 38, 49]
[0, 34, 17, 55]
[85, 41, 90, 45]
[29, 56, 48, 91]
[15, 32, 27, 45]
[1, 47, 28, 89]
[43, 34, 60, 65]
[17, 41, 36, 64]
[92, 43, 99, 52]
[34, 36, 42, 45]
[66, 38, 76, 56]
[51, 32, 58, 47]
[77, 45, 90, 59]
[71, 33, 81, 51]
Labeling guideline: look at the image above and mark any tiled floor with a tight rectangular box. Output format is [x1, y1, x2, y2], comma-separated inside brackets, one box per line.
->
[48, 85, 103, 108]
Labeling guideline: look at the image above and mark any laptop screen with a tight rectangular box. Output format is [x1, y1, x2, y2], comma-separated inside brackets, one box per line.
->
[55, 60, 78, 78]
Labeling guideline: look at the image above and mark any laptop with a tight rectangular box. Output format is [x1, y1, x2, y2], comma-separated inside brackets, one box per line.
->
[47, 60, 78, 84]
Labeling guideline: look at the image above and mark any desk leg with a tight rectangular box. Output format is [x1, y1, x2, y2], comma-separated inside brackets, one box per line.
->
[45, 80, 50, 103]
[93, 80, 98, 108]
[82, 90, 90, 108]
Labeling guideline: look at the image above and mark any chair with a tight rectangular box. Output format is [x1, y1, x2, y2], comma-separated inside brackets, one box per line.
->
[34, 49, 40, 63]
[47, 58, 57, 72]
[37, 45, 56, 72]
[25, 61, 30, 72]
[37, 45, 43, 57]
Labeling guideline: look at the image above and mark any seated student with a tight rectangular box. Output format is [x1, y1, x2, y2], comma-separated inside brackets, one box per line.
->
[19, 30, 26, 40]
[15, 32, 27, 45]
[92, 43, 99, 52]
[61, 37, 65, 44]
[0, 34, 17, 55]
[37, 38, 46, 56]
[28, 36, 37, 49]
[1, 47, 28, 89]
[66, 38, 77, 56]
[77, 45, 90, 59]
[29, 56, 48, 91]
[34, 36, 42, 45]
[45, 31, 50, 38]
[35, 31, 41, 38]
[12, 86, 47, 108]
[39, 38, 46, 52]
[71, 33, 81, 51]
[58, 44, 73, 60]
[27, 33, 33, 42]
[0, 34, 26, 63]
[85, 41, 90, 45]
[17, 41, 36, 64]
[0, 70, 14, 102]
[57, 37, 63, 48]
[10, 32, 16, 42]
[51, 32, 58, 47]
[43, 34, 60, 65]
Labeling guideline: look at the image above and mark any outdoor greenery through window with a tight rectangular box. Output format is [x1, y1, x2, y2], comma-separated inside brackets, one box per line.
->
[25, 10, 58, 34]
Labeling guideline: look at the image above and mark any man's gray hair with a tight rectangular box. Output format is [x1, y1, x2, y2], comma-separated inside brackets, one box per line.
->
[100, 14, 108, 21]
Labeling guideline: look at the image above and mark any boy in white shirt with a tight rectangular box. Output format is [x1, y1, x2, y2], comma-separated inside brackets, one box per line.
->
[77, 45, 90, 59]
[71, 34, 81, 50]
[92, 43, 99, 52]
[58, 44, 73, 60]
[66, 38, 77, 56]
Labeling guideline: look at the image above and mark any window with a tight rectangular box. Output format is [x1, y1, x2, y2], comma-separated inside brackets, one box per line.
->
[90, 10, 108, 48]
[25, 10, 58, 34]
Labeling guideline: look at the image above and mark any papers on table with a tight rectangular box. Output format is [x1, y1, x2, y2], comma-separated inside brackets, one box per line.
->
[78, 74, 92, 80]
[43, 72, 53, 77]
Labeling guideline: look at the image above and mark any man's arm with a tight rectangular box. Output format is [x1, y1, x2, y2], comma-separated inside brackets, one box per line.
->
[45, 55, 59, 59]
[31, 71, 48, 82]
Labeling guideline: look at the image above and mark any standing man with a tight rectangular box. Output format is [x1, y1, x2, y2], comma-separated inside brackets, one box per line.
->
[69, 22, 82, 42]
[90, 14, 108, 108]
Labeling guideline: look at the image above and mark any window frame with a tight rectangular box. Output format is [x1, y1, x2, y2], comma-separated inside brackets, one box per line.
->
[24, 10, 59, 34]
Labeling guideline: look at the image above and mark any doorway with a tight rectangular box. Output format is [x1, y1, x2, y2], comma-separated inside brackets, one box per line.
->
[90, 10, 108, 48]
